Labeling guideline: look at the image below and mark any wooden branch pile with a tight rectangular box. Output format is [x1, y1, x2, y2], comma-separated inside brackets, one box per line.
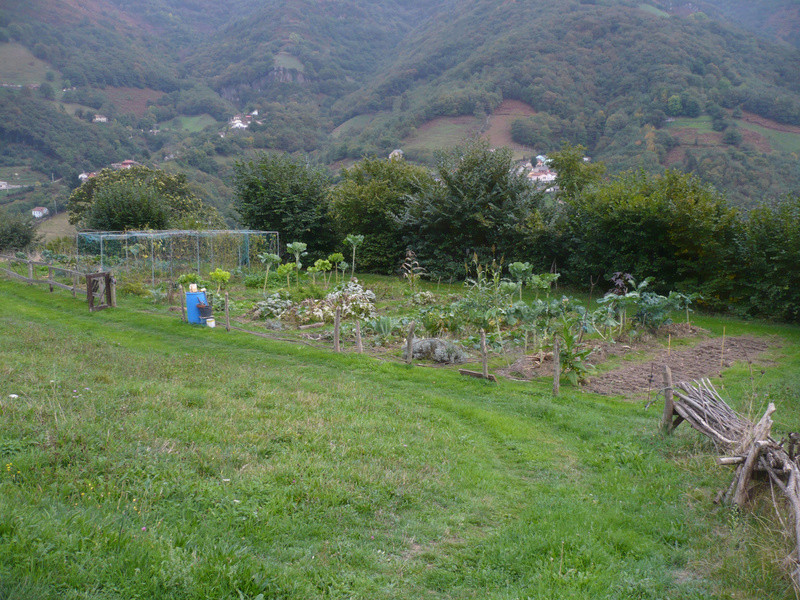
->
[665, 376, 800, 589]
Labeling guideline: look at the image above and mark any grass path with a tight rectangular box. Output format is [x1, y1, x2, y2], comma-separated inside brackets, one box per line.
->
[1, 280, 798, 598]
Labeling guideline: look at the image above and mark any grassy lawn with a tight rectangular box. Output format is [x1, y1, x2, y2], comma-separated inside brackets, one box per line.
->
[1, 277, 799, 599]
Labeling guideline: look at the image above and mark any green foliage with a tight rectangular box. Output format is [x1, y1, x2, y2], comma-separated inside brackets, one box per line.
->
[403, 138, 545, 276]
[562, 169, 738, 301]
[84, 179, 170, 231]
[0, 210, 36, 251]
[329, 157, 436, 273]
[344, 233, 364, 278]
[208, 268, 231, 294]
[233, 154, 334, 253]
[68, 166, 223, 230]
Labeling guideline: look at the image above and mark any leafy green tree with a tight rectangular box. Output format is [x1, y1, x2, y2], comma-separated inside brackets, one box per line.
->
[328, 157, 435, 273]
[547, 143, 605, 202]
[84, 179, 170, 231]
[68, 166, 223, 230]
[564, 169, 738, 299]
[233, 153, 334, 254]
[403, 138, 544, 276]
[0, 211, 37, 252]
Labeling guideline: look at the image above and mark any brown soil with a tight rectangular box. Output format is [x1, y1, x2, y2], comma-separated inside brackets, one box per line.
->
[500, 324, 775, 398]
[484, 100, 536, 151]
[103, 87, 165, 117]
[741, 111, 800, 135]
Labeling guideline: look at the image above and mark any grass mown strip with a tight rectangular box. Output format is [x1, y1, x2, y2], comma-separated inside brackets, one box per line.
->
[1, 279, 799, 599]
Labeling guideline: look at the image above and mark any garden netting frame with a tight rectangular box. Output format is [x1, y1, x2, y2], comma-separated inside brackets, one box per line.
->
[76, 230, 279, 284]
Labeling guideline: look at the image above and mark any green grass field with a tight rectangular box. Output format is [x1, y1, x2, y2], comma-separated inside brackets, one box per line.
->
[2, 277, 799, 599]
[665, 116, 715, 133]
[163, 115, 219, 133]
[331, 114, 376, 139]
[637, 4, 670, 18]
[273, 52, 305, 72]
[403, 117, 480, 152]
[0, 43, 53, 86]
[738, 121, 800, 154]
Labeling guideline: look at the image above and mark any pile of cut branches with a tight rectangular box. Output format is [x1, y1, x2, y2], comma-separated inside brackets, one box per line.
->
[667, 377, 800, 589]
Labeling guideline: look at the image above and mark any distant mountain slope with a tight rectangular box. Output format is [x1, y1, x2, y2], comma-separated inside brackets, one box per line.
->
[699, 0, 800, 49]
[0, 0, 798, 208]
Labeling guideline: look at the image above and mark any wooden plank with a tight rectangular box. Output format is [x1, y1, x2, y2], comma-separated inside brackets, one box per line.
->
[459, 369, 497, 383]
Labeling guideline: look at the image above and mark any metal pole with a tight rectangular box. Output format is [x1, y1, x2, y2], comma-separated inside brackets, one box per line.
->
[100, 235, 104, 271]
[196, 232, 200, 276]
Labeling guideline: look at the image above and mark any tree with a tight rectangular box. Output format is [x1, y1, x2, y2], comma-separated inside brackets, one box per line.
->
[233, 153, 334, 256]
[328, 157, 435, 273]
[403, 138, 545, 276]
[0, 211, 37, 252]
[547, 143, 605, 202]
[84, 179, 170, 231]
[68, 166, 223, 230]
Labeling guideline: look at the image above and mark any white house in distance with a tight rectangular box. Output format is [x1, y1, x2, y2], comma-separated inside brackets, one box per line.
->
[32, 207, 50, 219]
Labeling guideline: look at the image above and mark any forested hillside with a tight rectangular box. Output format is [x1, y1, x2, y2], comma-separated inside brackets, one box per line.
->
[0, 0, 799, 213]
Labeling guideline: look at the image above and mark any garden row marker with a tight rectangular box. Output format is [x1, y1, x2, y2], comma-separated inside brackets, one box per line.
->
[224, 292, 231, 332]
[480, 329, 489, 379]
[355, 320, 363, 354]
[661, 364, 674, 433]
[553, 337, 560, 397]
[334, 307, 341, 352]
[179, 285, 186, 322]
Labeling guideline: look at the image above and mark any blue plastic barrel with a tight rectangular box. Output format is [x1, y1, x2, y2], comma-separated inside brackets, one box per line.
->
[186, 291, 208, 324]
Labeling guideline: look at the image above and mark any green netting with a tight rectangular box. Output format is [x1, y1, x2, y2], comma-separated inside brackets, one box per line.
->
[76, 230, 279, 283]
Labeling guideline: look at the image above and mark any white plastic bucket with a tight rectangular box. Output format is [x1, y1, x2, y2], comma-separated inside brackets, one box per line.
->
[206, 318, 216, 328]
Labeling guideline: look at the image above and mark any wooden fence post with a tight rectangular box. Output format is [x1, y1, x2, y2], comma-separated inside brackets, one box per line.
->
[72, 272, 78, 298]
[108, 273, 116, 307]
[224, 292, 231, 332]
[179, 285, 186, 322]
[662, 365, 674, 433]
[480, 329, 489, 379]
[355, 320, 363, 354]
[27, 260, 33, 285]
[553, 337, 561, 397]
[406, 321, 416, 365]
[334, 307, 341, 352]
[48, 266, 53, 292]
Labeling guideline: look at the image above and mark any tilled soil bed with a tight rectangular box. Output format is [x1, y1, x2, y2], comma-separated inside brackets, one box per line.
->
[501, 325, 775, 397]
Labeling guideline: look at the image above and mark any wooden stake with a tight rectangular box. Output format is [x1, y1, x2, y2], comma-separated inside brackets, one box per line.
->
[224, 292, 231, 332]
[720, 326, 726, 368]
[109, 274, 116, 308]
[662, 364, 674, 433]
[355, 320, 363, 354]
[480, 329, 489, 379]
[553, 336, 560, 396]
[48, 266, 53, 292]
[406, 321, 416, 365]
[72, 272, 78, 298]
[668, 334, 671, 356]
[334, 307, 341, 352]
[179, 285, 186, 322]
[27, 260, 33, 285]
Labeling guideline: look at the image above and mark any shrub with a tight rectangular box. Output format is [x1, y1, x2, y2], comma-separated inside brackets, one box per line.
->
[0, 211, 36, 252]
